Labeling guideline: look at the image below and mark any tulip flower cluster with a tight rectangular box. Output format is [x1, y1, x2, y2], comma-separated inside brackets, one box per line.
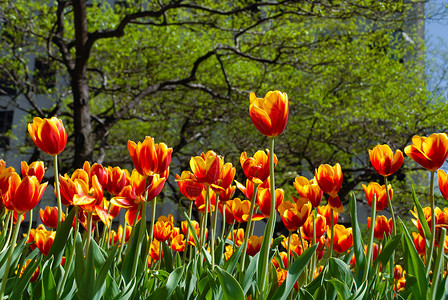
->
[1, 93, 448, 300]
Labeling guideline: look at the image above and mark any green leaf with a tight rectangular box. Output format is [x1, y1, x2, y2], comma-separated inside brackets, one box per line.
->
[47, 206, 76, 267]
[149, 266, 184, 299]
[271, 244, 318, 300]
[121, 217, 144, 283]
[215, 266, 245, 300]
[411, 186, 431, 240]
[373, 234, 402, 270]
[398, 218, 428, 299]
[94, 245, 118, 299]
[162, 241, 173, 272]
[41, 258, 57, 300]
[347, 281, 368, 300]
[349, 193, 366, 285]
[112, 277, 136, 300]
[10, 253, 41, 300]
[241, 254, 258, 294]
[328, 258, 354, 288]
[327, 278, 351, 300]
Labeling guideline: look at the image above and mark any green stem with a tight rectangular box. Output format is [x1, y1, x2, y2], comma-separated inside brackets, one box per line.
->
[309, 209, 317, 283]
[201, 186, 211, 248]
[329, 208, 334, 258]
[259, 137, 276, 296]
[2, 212, 13, 252]
[384, 177, 396, 236]
[131, 202, 146, 278]
[182, 201, 194, 265]
[118, 222, 128, 262]
[429, 228, 446, 300]
[363, 193, 377, 281]
[426, 171, 436, 277]
[58, 207, 79, 298]
[287, 231, 292, 269]
[148, 197, 157, 244]
[85, 212, 93, 255]
[27, 209, 33, 237]
[53, 154, 63, 231]
[211, 194, 219, 270]
[239, 183, 259, 275]
[0, 212, 23, 299]
[220, 203, 227, 241]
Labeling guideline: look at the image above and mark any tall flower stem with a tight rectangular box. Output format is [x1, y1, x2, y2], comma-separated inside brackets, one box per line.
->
[210, 194, 220, 270]
[85, 212, 93, 255]
[148, 197, 157, 244]
[259, 137, 276, 295]
[53, 155, 63, 231]
[27, 209, 33, 237]
[58, 207, 79, 298]
[363, 194, 377, 281]
[426, 171, 436, 277]
[329, 208, 335, 258]
[239, 183, 260, 275]
[0, 212, 23, 299]
[2, 212, 13, 251]
[201, 186, 211, 248]
[182, 201, 194, 264]
[286, 230, 292, 268]
[309, 209, 317, 282]
[220, 205, 227, 241]
[118, 222, 128, 262]
[384, 177, 396, 236]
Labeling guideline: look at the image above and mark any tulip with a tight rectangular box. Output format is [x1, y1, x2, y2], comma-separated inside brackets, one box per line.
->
[394, 265, 403, 280]
[412, 232, 426, 255]
[317, 204, 338, 227]
[39, 206, 65, 229]
[181, 220, 202, 246]
[404, 133, 448, 172]
[330, 224, 353, 253]
[224, 245, 233, 261]
[281, 233, 306, 256]
[257, 187, 284, 217]
[278, 198, 311, 232]
[315, 163, 343, 212]
[16, 259, 40, 282]
[249, 90, 289, 137]
[228, 228, 245, 247]
[176, 171, 204, 200]
[194, 187, 217, 213]
[171, 234, 186, 252]
[28, 117, 67, 156]
[276, 269, 288, 287]
[369, 144, 404, 177]
[367, 215, 393, 240]
[128, 136, 172, 177]
[363, 182, 392, 211]
[240, 150, 277, 184]
[272, 251, 288, 269]
[154, 218, 173, 242]
[189, 150, 220, 186]
[83, 161, 108, 187]
[7, 173, 47, 214]
[21, 161, 45, 183]
[0, 163, 15, 203]
[106, 166, 129, 196]
[211, 160, 235, 194]
[149, 240, 163, 262]
[293, 176, 323, 208]
[231, 198, 252, 223]
[438, 169, 448, 201]
[34, 228, 55, 256]
[247, 235, 263, 256]
[301, 213, 327, 240]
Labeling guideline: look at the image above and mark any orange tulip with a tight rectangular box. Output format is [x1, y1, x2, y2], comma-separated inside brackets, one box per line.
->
[249, 90, 289, 137]
[189, 150, 220, 186]
[224, 245, 234, 261]
[106, 166, 129, 196]
[181, 220, 202, 246]
[83, 161, 108, 187]
[16, 259, 40, 282]
[6, 173, 47, 214]
[278, 198, 311, 231]
[171, 234, 186, 252]
[363, 182, 392, 211]
[404, 133, 448, 171]
[315, 163, 343, 212]
[194, 187, 216, 213]
[240, 150, 277, 184]
[176, 171, 204, 201]
[21, 161, 45, 183]
[39, 206, 65, 229]
[34, 228, 55, 256]
[247, 235, 263, 256]
[369, 145, 404, 177]
[219, 200, 236, 224]
[330, 224, 353, 254]
[317, 204, 339, 227]
[438, 169, 448, 201]
[412, 232, 426, 255]
[367, 215, 393, 240]
[149, 240, 163, 262]
[211, 160, 235, 194]
[235, 179, 269, 202]
[28, 117, 67, 156]
[276, 268, 288, 286]
[154, 218, 173, 242]
[394, 265, 403, 280]
[128, 136, 172, 177]
[301, 213, 327, 240]
[281, 233, 307, 256]
[293, 176, 323, 208]
[219, 185, 236, 202]
[0, 163, 15, 203]
[227, 228, 245, 247]
[257, 187, 284, 217]
[230, 198, 252, 223]
[272, 251, 288, 269]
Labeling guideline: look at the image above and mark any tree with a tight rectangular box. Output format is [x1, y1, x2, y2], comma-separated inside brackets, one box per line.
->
[0, 0, 445, 211]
